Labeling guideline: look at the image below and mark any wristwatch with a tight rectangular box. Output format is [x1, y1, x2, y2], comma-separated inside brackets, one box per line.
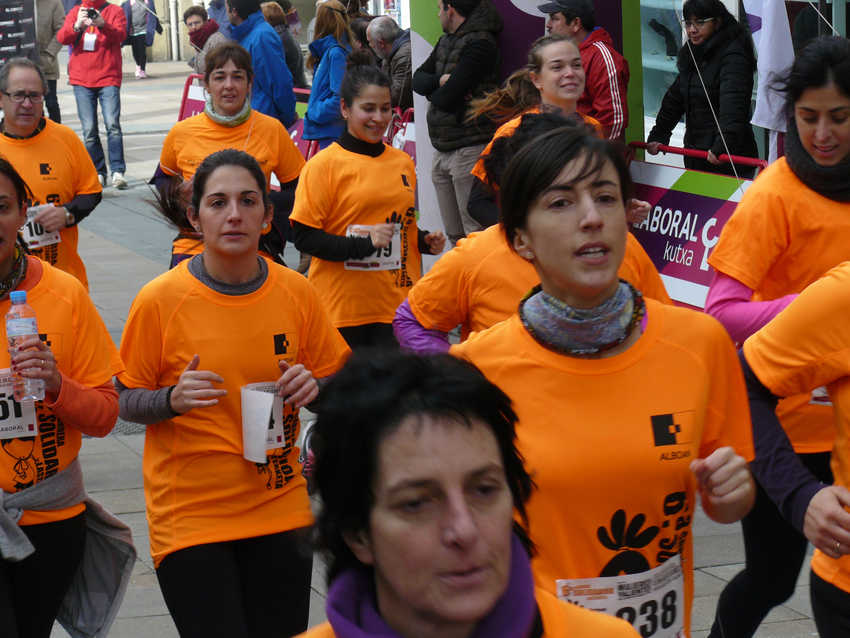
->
[64, 209, 75, 227]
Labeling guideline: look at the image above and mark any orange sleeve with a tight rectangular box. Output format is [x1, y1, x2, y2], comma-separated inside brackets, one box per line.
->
[621, 234, 673, 304]
[68, 132, 102, 197]
[296, 278, 351, 377]
[118, 283, 167, 390]
[159, 127, 181, 177]
[274, 126, 306, 184]
[290, 155, 331, 231]
[744, 263, 850, 398]
[45, 378, 119, 438]
[707, 170, 792, 291]
[407, 237, 474, 332]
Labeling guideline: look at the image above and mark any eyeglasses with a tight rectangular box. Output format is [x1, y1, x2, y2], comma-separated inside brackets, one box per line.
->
[1, 91, 45, 104]
[681, 17, 715, 29]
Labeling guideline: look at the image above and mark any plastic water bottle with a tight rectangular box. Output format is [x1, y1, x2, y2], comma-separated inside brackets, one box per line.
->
[5, 291, 45, 402]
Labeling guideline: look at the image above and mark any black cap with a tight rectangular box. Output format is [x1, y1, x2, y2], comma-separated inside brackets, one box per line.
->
[537, 0, 595, 16]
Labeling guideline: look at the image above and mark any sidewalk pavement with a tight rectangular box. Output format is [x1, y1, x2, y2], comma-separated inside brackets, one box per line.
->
[48, 60, 818, 637]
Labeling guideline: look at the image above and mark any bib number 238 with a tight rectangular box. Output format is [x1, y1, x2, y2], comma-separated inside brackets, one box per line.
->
[556, 555, 685, 638]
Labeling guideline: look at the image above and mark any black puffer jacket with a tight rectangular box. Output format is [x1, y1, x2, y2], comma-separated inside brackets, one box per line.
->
[648, 27, 758, 175]
[414, 0, 502, 152]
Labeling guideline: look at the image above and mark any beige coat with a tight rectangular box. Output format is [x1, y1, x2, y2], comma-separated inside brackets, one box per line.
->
[36, 0, 65, 80]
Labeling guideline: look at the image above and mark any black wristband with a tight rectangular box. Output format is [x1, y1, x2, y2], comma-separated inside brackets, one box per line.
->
[165, 385, 181, 417]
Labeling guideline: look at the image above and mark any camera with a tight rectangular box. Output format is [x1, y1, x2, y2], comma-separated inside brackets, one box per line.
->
[85, 8, 99, 19]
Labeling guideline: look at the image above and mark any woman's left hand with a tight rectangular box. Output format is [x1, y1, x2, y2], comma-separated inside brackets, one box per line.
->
[425, 231, 446, 255]
[707, 150, 722, 165]
[276, 361, 318, 407]
[626, 199, 650, 224]
[10, 336, 61, 396]
[691, 446, 754, 523]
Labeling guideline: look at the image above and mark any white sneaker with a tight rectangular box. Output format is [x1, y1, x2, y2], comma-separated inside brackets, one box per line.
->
[98, 174, 106, 187]
[135, 65, 141, 78]
[111, 172, 128, 189]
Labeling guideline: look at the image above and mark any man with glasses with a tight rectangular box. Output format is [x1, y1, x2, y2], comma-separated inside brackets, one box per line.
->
[56, 0, 128, 189]
[0, 59, 102, 290]
[538, 0, 629, 143]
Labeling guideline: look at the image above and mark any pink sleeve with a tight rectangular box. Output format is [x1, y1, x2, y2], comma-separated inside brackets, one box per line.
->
[704, 271, 797, 342]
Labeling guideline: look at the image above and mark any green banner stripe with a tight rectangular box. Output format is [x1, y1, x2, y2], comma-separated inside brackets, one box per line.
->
[410, 1, 441, 47]
[671, 170, 742, 200]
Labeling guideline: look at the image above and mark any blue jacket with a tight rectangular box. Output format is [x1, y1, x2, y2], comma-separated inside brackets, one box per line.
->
[206, 0, 231, 37]
[122, 0, 161, 48]
[231, 11, 295, 126]
[303, 33, 350, 140]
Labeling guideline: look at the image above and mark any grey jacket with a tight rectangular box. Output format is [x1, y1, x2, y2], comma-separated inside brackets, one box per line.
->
[36, 0, 66, 80]
[0, 456, 136, 638]
[191, 29, 227, 76]
[383, 29, 412, 111]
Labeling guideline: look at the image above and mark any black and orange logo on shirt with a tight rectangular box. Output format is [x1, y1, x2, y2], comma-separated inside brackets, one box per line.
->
[650, 411, 694, 447]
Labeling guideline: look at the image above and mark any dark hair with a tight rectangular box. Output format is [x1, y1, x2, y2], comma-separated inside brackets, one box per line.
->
[182, 5, 208, 22]
[225, 0, 261, 21]
[500, 126, 632, 246]
[772, 36, 850, 119]
[0, 154, 33, 208]
[557, 8, 595, 32]
[0, 58, 48, 94]
[481, 110, 582, 190]
[445, 0, 480, 19]
[155, 149, 270, 232]
[469, 34, 575, 125]
[313, 351, 535, 584]
[678, 0, 754, 73]
[350, 15, 376, 47]
[203, 41, 254, 86]
[340, 49, 391, 107]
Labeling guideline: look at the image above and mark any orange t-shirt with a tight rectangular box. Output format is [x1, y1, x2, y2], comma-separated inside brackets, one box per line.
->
[743, 261, 850, 594]
[452, 301, 754, 637]
[159, 110, 305, 187]
[0, 119, 102, 290]
[408, 225, 672, 340]
[290, 143, 421, 328]
[118, 259, 350, 567]
[299, 587, 638, 638]
[471, 107, 602, 182]
[708, 157, 850, 453]
[0, 258, 123, 525]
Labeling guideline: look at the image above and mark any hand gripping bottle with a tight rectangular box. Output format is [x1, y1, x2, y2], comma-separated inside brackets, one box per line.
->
[5, 291, 45, 401]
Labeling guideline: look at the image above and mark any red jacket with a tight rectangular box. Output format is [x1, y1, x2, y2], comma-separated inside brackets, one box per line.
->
[577, 28, 629, 142]
[57, 0, 126, 88]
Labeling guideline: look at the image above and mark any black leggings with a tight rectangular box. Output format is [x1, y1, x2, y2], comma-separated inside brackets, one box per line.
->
[708, 451, 833, 638]
[155, 526, 313, 638]
[337, 323, 398, 351]
[129, 34, 147, 70]
[811, 569, 850, 637]
[0, 512, 87, 638]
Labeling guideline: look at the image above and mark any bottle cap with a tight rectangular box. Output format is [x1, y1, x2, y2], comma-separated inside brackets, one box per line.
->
[9, 291, 26, 303]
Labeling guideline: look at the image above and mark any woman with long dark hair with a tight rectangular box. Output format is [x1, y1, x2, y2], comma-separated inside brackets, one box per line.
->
[646, 0, 758, 175]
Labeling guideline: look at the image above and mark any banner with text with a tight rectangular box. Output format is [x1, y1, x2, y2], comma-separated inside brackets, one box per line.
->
[629, 162, 754, 309]
[0, 0, 37, 65]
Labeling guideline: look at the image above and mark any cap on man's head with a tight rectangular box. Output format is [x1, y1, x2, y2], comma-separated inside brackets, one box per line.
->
[537, 0, 595, 16]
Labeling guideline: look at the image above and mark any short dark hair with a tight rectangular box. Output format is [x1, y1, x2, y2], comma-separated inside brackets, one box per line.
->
[445, 0, 480, 19]
[183, 5, 208, 23]
[313, 351, 535, 584]
[0, 58, 48, 95]
[191, 148, 271, 213]
[773, 36, 850, 119]
[203, 41, 254, 86]
[0, 153, 33, 208]
[226, 0, 261, 21]
[500, 126, 632, 247]
[349, 15, 376, 47]
[557, 8, 595, 31]
[340, 49, 391, 107]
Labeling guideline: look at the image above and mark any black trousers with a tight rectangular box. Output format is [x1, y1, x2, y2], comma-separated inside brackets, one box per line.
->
[45, 78, 60, 123]
[155, 526, 313, 638]
[337, 322, 398, 351]
[0, 512, 87, 638]
[708, 451, 833, 638]
[129, 34, 147, 70]
[811, 569, 850, 638]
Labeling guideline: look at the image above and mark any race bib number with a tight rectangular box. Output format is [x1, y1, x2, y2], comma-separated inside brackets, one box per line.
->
[556, 555, 685, 638]
[344, 224, 401, 271]
[810, 386, 833, 407]
[21, 206, 61, 249]
[0, 369, 37, 440]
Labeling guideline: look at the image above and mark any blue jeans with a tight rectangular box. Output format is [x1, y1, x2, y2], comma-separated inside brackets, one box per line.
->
[72, 84, 125, 175]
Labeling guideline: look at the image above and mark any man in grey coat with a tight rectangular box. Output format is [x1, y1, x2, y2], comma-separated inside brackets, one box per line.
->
[36, 0, 66, 122]
[367, 16, 412, 112]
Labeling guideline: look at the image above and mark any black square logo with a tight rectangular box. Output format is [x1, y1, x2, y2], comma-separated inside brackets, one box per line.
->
[273, 333, 290, 355]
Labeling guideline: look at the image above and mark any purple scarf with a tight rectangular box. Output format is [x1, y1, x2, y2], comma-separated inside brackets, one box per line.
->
[326, 534, 537, 638]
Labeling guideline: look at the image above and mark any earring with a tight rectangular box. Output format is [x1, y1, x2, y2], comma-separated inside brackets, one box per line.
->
[262, 222, 268, 229]
[525, 251, 534, 260]
[193, 225, 200, 231]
